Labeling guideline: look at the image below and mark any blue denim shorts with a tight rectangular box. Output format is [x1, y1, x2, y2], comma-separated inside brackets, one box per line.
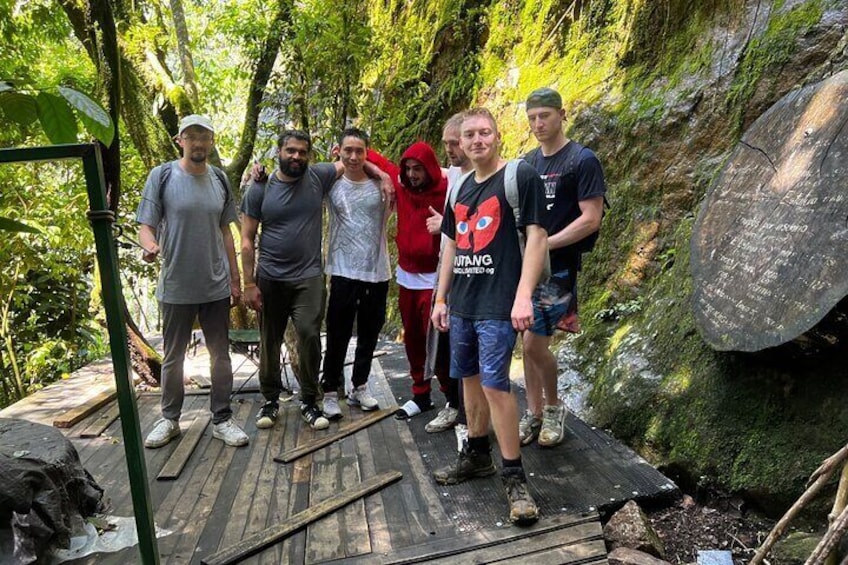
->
[449, 315, 516, 392]
[529, 268, 576, 337]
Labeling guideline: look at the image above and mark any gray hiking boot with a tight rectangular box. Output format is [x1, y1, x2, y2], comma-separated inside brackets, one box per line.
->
[518, 410, 542, 446]
[433, 445, 496, 485]
[538, 404, 567, 447]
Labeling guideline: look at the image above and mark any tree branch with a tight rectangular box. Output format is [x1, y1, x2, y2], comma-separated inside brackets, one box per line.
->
[751, 444, 848, 565]
[226, 0, 293, 188]
[169, 0, 200, 109]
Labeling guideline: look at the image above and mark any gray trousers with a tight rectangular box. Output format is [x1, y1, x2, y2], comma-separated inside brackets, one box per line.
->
[258, 275, 326, 406]
[160, 298, 233, 424]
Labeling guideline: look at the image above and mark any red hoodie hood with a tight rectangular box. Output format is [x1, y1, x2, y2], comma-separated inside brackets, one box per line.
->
[399, 142, 447, 196]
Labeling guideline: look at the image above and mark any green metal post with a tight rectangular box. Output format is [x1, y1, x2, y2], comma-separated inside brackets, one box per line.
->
[0, 144, 160, 564]
[80, 145, 160, 564]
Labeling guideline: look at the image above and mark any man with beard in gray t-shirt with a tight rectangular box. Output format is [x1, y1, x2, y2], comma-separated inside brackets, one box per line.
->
[241, 130, 338, 431]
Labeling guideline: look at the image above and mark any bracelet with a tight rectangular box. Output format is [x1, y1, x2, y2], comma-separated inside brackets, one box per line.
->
[435, 297, 447, 305]
[244, 283, 256, 289]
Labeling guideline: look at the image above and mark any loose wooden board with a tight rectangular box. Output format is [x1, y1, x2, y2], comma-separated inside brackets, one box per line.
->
[200, 470, 403, 565]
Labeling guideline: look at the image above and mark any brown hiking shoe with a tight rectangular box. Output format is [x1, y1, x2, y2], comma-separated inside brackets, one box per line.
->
[502, 468, 539, 526]
[433, 445, 496, 485]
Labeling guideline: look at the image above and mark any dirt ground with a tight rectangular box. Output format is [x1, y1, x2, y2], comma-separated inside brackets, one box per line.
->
[647, 494, 775, 564]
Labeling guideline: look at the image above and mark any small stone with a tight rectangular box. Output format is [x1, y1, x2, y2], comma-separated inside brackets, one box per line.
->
[603, 500, 666, 559]
[608, 547, 672, 565]
[681, 494, 696, 509]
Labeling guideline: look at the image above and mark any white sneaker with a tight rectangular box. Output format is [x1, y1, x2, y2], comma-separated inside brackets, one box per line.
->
[348, 385, 379, 411]
[322, 392, 343, 420]
[454, 423, 468, 452]
[425, 405, 459, 433]
[212, 418, 249, 447]
[144, 418, 181, 448]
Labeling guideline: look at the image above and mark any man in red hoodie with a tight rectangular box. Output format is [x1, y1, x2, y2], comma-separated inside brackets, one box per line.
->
[368, 143, 460, 424]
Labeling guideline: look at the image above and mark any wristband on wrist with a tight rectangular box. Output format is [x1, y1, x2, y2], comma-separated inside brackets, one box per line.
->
[435, 297, 447, 305]
[244, 283, 256, 289]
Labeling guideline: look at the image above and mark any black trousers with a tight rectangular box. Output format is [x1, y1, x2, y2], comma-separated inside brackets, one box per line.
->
[321, 276, 388, 392]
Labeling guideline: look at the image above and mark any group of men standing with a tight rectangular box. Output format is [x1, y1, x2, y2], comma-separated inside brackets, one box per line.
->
[135, 87, 606, 526]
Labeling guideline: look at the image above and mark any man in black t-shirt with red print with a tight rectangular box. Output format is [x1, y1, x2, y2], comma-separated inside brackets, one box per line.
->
[519, 88, 606, 449]
[430, 108, 548, 526]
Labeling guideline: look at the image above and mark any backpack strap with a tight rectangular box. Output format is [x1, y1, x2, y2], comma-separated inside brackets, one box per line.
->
[503, 159, 521, 224]
[504, 159, 550, 281]
[447, 169, 475, 211]
[158, 162, 232, 218]
[157, 161, 173, 211]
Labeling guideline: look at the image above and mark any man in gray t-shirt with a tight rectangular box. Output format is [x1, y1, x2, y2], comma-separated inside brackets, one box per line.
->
[241, 130, 339, 431]
[136, 114, 249, 449]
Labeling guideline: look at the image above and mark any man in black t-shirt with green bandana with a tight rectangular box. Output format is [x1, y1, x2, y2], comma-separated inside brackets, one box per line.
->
[519, 88, 606, 448]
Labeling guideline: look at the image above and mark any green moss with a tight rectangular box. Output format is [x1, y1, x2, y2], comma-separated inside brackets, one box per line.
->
[726, 0, 825, 125]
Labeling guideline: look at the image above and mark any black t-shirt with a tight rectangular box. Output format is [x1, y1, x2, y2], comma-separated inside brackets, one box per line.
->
[523, 142, 606, 271]
[441, 161, 546, 320]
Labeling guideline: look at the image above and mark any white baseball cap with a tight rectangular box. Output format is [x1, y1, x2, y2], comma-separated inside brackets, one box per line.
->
[178, 114, 215, 135]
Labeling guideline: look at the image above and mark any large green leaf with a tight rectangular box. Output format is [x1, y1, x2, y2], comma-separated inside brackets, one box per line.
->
[58, 86, 115, 146]
[0, 216, 41, 234]
[36, 92, 78, 144]
[0, 91, 38, 126]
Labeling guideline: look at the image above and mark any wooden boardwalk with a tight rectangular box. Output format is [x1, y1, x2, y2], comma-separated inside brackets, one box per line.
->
[0, 341, 661, 564]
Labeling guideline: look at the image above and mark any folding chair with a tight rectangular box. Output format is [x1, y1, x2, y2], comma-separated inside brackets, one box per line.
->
[228, 328, 294, 397]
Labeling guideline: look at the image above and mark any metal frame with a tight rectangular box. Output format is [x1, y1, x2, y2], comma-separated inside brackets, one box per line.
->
[0, 143, 159, 564]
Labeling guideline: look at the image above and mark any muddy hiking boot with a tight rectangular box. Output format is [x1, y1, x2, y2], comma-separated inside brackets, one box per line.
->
[433, 444, 497, 485]
[502, 468, 539, 526]
[518, 410, 542, 446]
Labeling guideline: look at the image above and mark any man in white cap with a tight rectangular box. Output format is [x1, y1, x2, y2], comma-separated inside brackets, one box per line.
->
[136, 114, 249, 448]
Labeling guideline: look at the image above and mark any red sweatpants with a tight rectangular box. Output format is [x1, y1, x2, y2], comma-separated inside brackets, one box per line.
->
[399, 286, 450, 397]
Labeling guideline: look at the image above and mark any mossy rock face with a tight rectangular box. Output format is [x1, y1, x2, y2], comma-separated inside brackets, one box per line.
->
[772, 531, 822, 565]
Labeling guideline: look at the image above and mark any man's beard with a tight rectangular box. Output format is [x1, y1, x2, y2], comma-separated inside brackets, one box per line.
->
[189, 151, 206, 164]
[279, 157, 307, 178]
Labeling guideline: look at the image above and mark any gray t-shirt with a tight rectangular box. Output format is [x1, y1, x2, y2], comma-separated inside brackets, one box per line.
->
[240, 163, 337, 282]
[325, 175, 390, 283]
[136, 161, 237, 304]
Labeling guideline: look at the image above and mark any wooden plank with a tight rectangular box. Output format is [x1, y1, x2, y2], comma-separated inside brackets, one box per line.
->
[274, 408, 394, 464]
[486, 539, 607, 565]
[53, 388, 116, 428]
[305, 444, 345, 563]
[191, 374, 212, 388]
[431, 522, 604, 564]
[77, 392, 141, 438]
[340, 453, 371, 559]
[156, 414, 212, 480]
[342, 513, 601, 565]
[217, 404, 271, 549]
[201, 470, 403, 565]
[166, 404, 252, 564]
